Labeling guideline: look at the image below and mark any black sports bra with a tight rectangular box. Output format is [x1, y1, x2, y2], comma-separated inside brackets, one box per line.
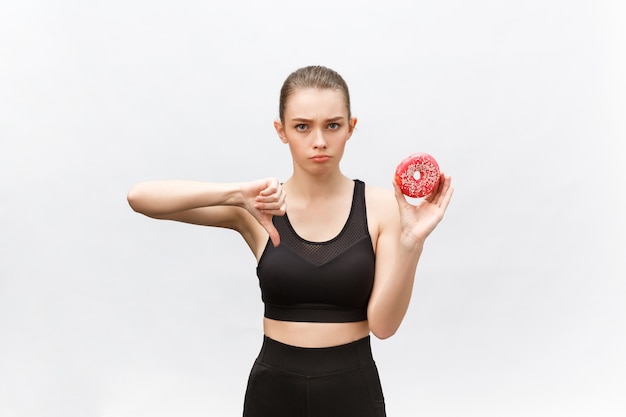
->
[256, 180, 376, 323]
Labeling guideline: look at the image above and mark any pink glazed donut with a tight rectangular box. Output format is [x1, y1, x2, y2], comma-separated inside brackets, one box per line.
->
[394, 153, 440, 198]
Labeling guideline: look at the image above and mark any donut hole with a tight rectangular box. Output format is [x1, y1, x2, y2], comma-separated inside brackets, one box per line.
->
[412, 171, 421, 180]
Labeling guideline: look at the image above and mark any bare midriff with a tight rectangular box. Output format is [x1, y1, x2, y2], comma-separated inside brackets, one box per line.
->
[263, 318, 371, 348]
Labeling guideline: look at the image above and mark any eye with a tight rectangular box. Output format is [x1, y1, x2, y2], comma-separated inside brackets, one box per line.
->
[328, 122, 340, 130]
[295, 124, 307, 132]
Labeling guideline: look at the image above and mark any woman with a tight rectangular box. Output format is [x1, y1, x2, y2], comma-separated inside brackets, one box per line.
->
[127, 65, 453, 416]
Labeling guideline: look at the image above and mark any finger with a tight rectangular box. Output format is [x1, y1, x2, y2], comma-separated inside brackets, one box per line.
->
[433, 174, 452, 206]
[258, 207, 287, 218]
[258, 178, 280, 196]
[255, 191, 285, 204]
[438, 182, 454, 213]
[255, 194, 287, 212]
[427, 173, 447, 205]
[256, 185, 286, 205]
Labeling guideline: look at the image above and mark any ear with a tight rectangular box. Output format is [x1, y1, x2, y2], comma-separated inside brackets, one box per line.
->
[274, 120, 288, 144]
[347, 117, 358, 138]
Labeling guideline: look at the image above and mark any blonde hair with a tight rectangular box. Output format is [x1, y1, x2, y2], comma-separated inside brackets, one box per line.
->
[279, 65, 351, 122]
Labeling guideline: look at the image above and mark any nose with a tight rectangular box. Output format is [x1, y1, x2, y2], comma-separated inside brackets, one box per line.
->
[312, 129, 327, 149]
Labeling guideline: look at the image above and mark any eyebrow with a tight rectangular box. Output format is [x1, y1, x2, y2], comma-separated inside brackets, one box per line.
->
[290, 116, 345, 123]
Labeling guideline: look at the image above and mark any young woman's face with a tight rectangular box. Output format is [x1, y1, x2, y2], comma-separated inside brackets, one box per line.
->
[275, 88, 356, 172]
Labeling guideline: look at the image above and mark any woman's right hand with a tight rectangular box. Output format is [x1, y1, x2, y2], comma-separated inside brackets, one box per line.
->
[127, 177, 287, 248]
[241, 178, 287, 247]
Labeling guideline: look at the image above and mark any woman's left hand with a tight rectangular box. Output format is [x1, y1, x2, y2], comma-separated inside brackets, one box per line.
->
[392, 173, 454, 245]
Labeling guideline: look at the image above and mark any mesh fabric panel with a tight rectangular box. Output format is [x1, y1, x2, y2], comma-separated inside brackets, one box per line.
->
[272, 180, 370, 267]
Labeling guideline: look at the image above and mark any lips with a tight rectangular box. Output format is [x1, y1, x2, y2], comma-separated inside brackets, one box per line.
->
[310, 155, 330, 163]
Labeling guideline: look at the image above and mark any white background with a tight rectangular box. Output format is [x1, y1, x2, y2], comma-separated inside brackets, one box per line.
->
[1, 1, 625, 416]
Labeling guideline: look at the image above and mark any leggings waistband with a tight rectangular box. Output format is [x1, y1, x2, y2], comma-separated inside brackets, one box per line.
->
[256, 335, 374, 377]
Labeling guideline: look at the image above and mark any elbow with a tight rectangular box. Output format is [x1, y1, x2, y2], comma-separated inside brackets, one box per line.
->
[126, 185, 146, 214]
[126, 186, 139, 212]
[368, 320, 400, 340]
[367, 305, 402, 340]
[371, 328, 397, 341]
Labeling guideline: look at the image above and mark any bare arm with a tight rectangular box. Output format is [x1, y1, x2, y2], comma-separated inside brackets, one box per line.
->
[127, 178, 287, 249]
[367, 174, 454, 339]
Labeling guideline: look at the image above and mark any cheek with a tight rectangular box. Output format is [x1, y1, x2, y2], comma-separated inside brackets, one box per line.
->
[286, 139, 305, 153]
[334, 128, 352, 139]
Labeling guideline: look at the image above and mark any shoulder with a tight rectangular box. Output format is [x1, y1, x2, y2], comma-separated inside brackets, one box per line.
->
[362, 182, 400, 239]
[363, 182, 397, 211]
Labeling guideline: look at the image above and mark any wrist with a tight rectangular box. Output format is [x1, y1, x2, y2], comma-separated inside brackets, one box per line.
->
[399, 230, 426, 250]
[221, 182, 247, 207]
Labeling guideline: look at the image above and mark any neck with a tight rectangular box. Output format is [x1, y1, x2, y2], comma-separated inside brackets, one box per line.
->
[284, 170, 352, 200]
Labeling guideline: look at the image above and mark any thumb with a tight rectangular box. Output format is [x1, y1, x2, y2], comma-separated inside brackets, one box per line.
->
[260, 218, 281, 247]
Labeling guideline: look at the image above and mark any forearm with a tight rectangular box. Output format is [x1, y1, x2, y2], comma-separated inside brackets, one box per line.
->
[127, 180, 244, 216]
[368, 237, 424, 339]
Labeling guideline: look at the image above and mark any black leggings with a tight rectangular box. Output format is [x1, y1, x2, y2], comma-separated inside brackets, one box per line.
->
[243, 335, 386, 417]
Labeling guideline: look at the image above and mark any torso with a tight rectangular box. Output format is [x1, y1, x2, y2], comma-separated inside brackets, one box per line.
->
[263, 318, 371, 348]
[251, 178, 385, 348]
